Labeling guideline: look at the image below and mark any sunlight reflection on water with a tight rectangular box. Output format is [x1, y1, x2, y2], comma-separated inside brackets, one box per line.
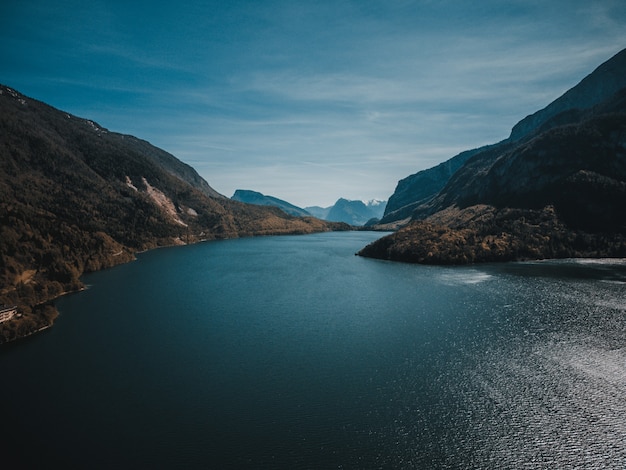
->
[2, 238, 625, 469]
[455, 334, 626, 468]
[437, 269, 494, 285]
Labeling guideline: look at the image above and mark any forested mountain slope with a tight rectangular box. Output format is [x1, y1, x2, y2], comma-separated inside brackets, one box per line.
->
[0, 85, 346, 343]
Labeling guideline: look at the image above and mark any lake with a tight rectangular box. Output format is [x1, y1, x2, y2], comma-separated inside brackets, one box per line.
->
[1, 231, 625, 468]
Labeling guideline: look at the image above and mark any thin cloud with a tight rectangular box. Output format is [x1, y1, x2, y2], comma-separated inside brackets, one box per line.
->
[2, 0, 626, 207]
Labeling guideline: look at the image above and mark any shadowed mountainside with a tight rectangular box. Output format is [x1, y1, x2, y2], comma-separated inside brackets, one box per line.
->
[0, 84, 348, 343]
[361, 49, 626, 264]
[381, 146, 486, 223]
[381, 48, 626, 225]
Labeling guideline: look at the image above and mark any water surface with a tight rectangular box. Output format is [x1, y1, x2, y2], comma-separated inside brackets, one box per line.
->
[1, 232, 625, 468]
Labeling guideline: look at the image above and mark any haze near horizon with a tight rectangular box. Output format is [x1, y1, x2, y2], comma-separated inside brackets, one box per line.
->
[2, 0, 625, 207]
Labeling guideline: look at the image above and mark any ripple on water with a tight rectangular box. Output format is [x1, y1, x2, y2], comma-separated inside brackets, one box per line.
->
[452, 333, 626, 468]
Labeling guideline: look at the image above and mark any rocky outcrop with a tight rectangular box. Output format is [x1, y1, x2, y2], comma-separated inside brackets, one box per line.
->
[359, 205, 626, 264]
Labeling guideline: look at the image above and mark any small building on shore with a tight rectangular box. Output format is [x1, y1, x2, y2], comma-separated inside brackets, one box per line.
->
[0, 306, 17, 323]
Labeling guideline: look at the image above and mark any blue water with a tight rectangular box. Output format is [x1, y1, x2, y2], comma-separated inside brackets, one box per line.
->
[1, 231, 625, 468]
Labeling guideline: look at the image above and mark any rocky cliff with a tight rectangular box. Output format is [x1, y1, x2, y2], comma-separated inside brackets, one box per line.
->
[381, 146, 486, 223]
[412, 88, 626, 229]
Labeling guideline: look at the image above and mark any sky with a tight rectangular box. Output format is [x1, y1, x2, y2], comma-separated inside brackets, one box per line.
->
[2, 1, 626, 208]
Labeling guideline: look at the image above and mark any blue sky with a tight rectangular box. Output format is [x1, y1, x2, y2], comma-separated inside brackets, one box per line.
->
[2, 1, 626, 207]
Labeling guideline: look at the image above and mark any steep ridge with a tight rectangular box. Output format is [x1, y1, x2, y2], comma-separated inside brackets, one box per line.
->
[231, 189, 311, 217]
[360, 50, 626, 264]
[510, 48, 626, 140]
[382, 48, 626, 225]
[0, 84, 347, 343]
[381, 146, 486, 223]
[113, 134, 225, 199]
[415, 88, 626, 227]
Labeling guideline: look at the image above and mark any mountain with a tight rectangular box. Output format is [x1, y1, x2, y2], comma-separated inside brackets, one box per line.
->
[0, 84, 348, 344]
[231, 189, 311, 217]
[307, 199, 387, 226]
[326, 198, 373, 225]
[365, 199, 387, 219]
[418, 91, 626, 229]
[381, 146, 487, 223]
[115, 133, 224, 200]
[360, 49, 626, 264]
[509, 47, 626, 141]
[381, 48, 626, 225]
[304, 205, 331, 220]
[230, 190, 388, 225]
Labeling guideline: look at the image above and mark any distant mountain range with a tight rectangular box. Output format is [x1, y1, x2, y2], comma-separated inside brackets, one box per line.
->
[324, 198, 386, 226]
[307, 199, 386, 226]
[231, 190, 311, 217]
[0, 85, 347, 343]
[360, 47, 626, 264]
[231, 190, 387, 226]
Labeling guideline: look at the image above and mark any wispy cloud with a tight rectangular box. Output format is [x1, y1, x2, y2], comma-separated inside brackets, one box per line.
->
[2, 0, 626, 207]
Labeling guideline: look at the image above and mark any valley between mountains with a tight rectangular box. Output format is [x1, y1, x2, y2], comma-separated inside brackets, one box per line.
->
[2, 47, 626, 344]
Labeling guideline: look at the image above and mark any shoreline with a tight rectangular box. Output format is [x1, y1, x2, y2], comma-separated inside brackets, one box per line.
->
[3, 225, 625, 346]
[0, 228, 352, 346]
